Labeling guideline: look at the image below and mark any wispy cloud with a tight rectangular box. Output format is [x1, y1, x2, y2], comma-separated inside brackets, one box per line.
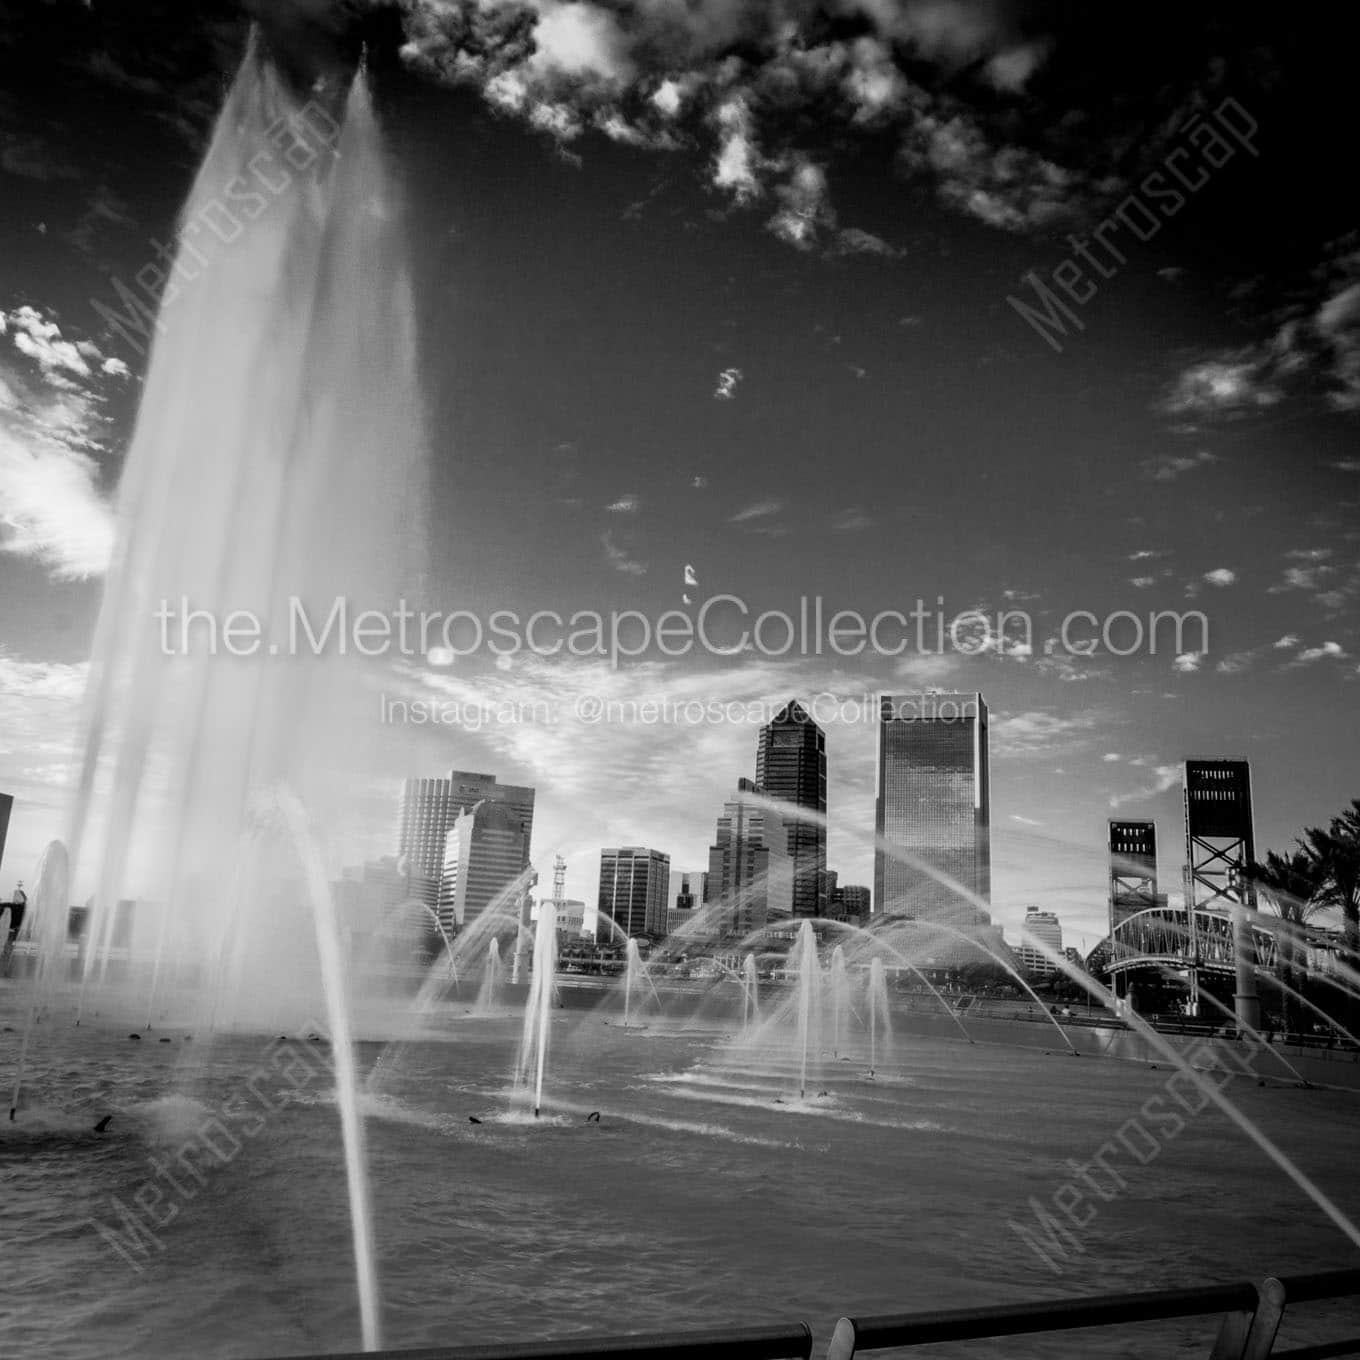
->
[601, 530, 646, 576]
[1109, 763, 1181, 810]
[0, 305, 124, 579]
[730, 498, 783, 524]
[713, 367, 743, 401]
[1142, 449, 1218, 481]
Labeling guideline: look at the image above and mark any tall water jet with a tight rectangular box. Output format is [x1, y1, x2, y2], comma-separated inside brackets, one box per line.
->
[66, 31, 425, 1028]
[9, 842, 70, 1120]
[45, 30, 425, 1354]
[517, 902, 557, 1118]
[866, 956, 891, 1076]
[792, 920, 818, 1100]
[476, 939, 502, 1013]
[277, 790, 381, 1352]
[622, 938, 647, 1028]
[829, 944, 848, 1059]
[742, 952, 759, 1033]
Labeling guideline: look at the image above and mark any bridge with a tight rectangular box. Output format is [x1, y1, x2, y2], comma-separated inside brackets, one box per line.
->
[1109, 905, 1279, 981]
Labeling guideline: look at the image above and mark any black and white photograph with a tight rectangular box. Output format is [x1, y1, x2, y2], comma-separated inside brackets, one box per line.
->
[1, 1, 1359, 1355]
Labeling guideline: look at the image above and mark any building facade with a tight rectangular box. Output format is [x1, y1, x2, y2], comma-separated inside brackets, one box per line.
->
[755, 702, 827, 916]
[832, 884, 871, 922]
[874, 692, 991, 929]
[439, 801, 530, 933]
[598, 847, 671, 940]
[705, 778, 793, 938]
[398, 770, 534, 911]
[1017, 909, 1063, 977]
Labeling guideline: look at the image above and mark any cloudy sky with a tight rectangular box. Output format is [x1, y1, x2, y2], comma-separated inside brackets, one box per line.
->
[1, 0, 1357, 945]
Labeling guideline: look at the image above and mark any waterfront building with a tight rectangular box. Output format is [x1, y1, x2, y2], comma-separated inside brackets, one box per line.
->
[755, 702, 827, 916]
[398, 770, 534, 911]
[874, 692, 991, 931]
[439, 800, 530, 933]
[598, 847, 671, 940]
[705, 778, 793, 937]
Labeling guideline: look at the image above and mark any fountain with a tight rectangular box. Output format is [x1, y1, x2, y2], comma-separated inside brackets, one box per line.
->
[866, 956, 891, 1076]
[9, 842, 70, 1120]
[517, 902, 558, 1117]
[828, 944, 849, 1059]
[792, 920, 819, 1100]
[742, 952, 759, 1033]
[476, 938, 502, 1013]
[2, 23, 428, 1354]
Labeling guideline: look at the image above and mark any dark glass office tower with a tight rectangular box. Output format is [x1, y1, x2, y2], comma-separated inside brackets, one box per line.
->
[755, 701, 827, 917]
[874, 692, 990, 924]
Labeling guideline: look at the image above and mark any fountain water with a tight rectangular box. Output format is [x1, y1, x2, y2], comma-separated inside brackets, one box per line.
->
[742, 952, 759, 1033]
[792, 920, 819, 1100]
[828, 945, 849, 1059]
[9, 842, 70, 1120]
[866, 957, 891, 1076]
[517, 903, 558, 1117]
[476, 939, 502, 1013]
[8, 27, 427, 1354]
[620, 938, 661, 1027]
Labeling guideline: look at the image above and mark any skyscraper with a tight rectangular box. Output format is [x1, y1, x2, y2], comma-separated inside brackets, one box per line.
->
[1018, 908, 1063, 977]
[398, 770, 534, 910]
[705, 778, 793, 938]
[755, 701, 827, 916]
[874, 692, 991, 926]
[439, 801, 531, 933]
[598, 847, 671, 940]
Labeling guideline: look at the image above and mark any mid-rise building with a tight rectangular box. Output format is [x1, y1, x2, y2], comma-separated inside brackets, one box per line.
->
[1018, 908, 1063, 977]
[398, 770, 534, 911]
[533, 897, 585, 941]
[874, 692, 991, 929]
[598, 847, 671, 940]
[832, 884, 871, 922]
[439, 800, 530, 933]
[755, 702, 827, 916]
[705, 778, 793, 938]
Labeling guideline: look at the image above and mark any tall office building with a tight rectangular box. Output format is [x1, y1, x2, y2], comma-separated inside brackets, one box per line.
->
[398, 770, 534, 910]
[755, 702, 827, 916]
[439, 801, 530, 932]
[705, 778, 793, 938]
[1018, 908, 1063, 977]
[598, 847, 672, 940]
[874, 692, 991, 926]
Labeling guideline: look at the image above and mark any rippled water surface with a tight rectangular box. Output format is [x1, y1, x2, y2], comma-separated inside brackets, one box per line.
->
[3, 990, 1358, 1359]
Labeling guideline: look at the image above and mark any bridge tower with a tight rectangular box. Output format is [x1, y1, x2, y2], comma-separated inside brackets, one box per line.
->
[1183, 760, 1258, 1027]
[1109, 820, 1158, 1009]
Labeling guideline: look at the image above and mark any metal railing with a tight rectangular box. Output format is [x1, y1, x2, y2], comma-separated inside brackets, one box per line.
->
[827, 1269, 1360, 1359]
[265, 1271, 1360, 1360]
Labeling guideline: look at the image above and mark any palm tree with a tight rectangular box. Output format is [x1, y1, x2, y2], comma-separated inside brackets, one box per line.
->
[1301, 800, 1360, 957]
[1248, 849, 1324, 1035]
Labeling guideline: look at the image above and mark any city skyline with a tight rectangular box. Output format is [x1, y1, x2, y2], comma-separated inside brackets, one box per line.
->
[2, 5, 1358, 952]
